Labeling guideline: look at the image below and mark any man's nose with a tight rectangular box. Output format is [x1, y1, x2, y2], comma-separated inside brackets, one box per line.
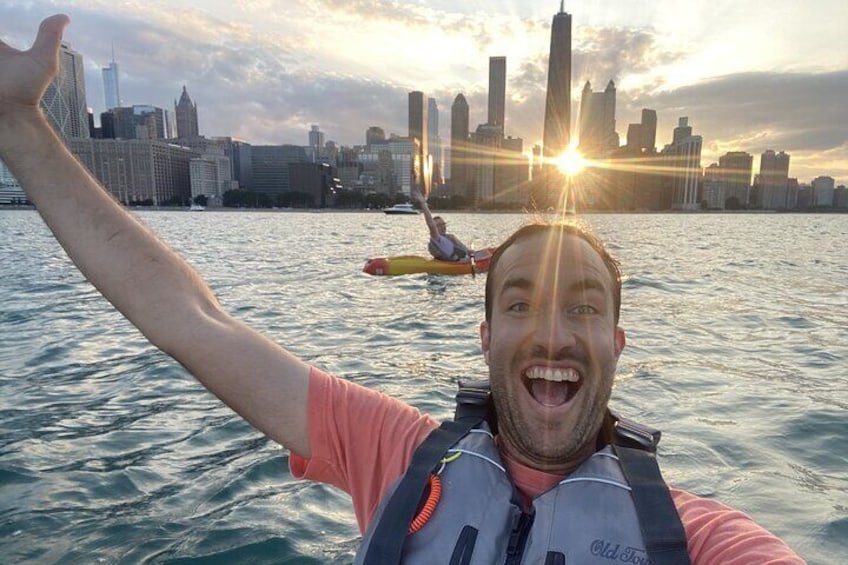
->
[533, 307, 577, 352]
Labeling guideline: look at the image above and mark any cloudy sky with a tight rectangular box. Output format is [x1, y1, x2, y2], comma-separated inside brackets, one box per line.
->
[3, 0, 847, 184]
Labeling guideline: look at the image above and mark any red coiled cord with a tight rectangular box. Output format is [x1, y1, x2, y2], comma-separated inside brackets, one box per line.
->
[408, 473, 442, 534]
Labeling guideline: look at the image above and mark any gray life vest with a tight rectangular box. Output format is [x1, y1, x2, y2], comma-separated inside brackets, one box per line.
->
[355, 381, 690, 565]
[428, 234, 469, 261]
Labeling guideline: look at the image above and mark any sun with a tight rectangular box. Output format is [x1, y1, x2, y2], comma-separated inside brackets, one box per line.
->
[553, 146, 586, 176]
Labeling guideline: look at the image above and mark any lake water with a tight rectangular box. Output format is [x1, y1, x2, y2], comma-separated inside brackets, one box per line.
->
[1, 209, 846, 564]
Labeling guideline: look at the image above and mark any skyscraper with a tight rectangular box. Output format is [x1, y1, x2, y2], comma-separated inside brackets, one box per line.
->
[308, 125, 324, 162]
[408, 91, 427, 153]
[577, 80, 618, 156]
[542, 2, 572, 159]
[428, 97, 443, 187]
[718, 151, 753, 207]
[473, 123, 503, 203]
[41, 41, 89, 139]
[102, 47, 121, 110]
[488, 56, 506, 132]
[639, 109, 657, 153]
[662, 117, 702, 211]
[408, 91, 428, 192]
[450, 94, 470, 197]
[174, 86, 199, 139]
[757, 150, 791, 209]
[625, 109, 657, 154]
[811, 176, 835, 207]
[366, 126, 386, 146]
[427, 98, 439, 142]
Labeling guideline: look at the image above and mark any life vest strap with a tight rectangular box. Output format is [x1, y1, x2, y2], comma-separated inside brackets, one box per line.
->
[361, 385, 488, 564]
[613, 444, 691, 565]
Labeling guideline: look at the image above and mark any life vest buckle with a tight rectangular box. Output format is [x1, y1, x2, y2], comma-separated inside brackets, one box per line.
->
[455, 380, 491, 407]
[611, 411, 662, 453]
[454, 380, 491, 423]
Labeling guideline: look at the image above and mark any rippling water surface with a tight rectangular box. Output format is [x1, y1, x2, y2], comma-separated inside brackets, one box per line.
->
[1, 210, 846, 564]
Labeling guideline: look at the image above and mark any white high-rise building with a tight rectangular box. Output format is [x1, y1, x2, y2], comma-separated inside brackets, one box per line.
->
[41, 41, 89, 139]
[308, 125, 325, 162]
[387, 137, 419, 196]
[102, 48, 121, 110]
[190, 152, 234, 207]
[812, 176, 835, 207]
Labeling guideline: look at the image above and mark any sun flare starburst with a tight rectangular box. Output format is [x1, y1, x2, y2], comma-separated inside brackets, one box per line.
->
[553, 147, 586, 177]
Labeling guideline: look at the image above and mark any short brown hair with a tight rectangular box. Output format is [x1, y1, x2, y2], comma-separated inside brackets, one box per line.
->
[485, 220, 622, 324]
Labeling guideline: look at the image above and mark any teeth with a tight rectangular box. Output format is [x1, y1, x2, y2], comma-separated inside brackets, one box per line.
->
[525, 367, 579, 382]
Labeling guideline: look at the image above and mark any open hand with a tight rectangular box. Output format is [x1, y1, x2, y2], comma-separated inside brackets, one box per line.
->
[410, 184, 425, 205]
[0, 14, 69, 118]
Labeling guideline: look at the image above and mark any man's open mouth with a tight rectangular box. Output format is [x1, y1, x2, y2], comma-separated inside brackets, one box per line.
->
[522, 366, 582, 407]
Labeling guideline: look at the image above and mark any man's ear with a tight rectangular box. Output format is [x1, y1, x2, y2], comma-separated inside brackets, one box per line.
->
[614, 327, 626, 359]
[480, 321, 490, 365]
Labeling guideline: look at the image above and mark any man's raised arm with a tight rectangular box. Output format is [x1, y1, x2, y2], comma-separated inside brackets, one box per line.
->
[0, 15, 312, 457]
[410, 185, 439, 240]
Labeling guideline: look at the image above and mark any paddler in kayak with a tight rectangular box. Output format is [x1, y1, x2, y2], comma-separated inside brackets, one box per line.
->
[410, 185, 473, 262]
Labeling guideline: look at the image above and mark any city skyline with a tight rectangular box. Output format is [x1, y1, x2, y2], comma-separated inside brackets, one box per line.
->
[2, 1, 846, 185]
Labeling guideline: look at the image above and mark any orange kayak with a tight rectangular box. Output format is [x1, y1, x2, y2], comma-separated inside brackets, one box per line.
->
[363, 248, 496, 276]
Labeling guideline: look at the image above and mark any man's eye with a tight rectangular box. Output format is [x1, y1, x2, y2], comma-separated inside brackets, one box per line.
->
[571, 304, 598, 315]
[507, 302, 530, 313]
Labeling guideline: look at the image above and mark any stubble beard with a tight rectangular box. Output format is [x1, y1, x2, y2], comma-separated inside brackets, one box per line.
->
[489, 355, 614, 472]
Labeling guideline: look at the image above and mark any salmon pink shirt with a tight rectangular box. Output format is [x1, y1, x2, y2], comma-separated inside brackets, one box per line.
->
[290, 368, 804, 564]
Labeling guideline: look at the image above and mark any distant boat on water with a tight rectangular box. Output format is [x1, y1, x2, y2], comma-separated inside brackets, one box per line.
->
[383, 203, 419, 215]
[189, 204, 206, 211]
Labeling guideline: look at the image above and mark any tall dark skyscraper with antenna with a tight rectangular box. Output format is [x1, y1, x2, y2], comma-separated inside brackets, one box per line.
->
[542, 2, 572, 159]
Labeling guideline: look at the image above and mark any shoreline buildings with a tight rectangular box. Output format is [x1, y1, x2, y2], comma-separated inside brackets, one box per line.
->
[2, 4, 845, 210]
[445, 54, 527, 208]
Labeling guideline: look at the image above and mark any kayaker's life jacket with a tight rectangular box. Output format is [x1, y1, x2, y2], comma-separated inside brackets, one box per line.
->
[429, 234, 469, 261]
[355, 381, 690, 565]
